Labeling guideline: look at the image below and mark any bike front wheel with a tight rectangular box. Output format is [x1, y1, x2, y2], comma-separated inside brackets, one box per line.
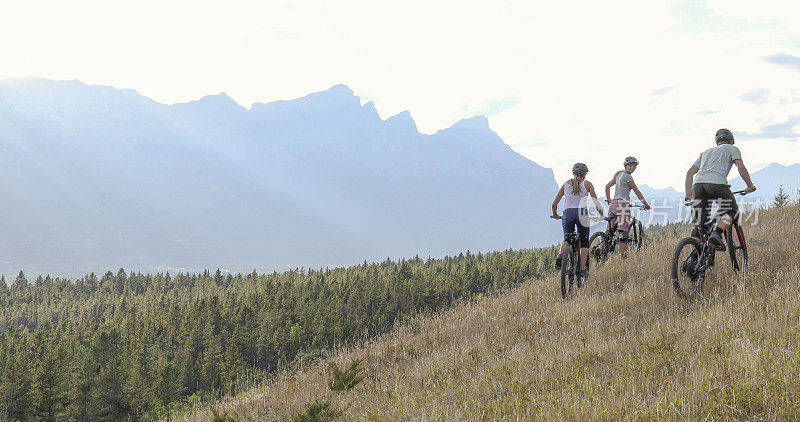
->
[726, 225, 748, 273]
[630, 219, 644, 250]
[671, 237, 704, 299]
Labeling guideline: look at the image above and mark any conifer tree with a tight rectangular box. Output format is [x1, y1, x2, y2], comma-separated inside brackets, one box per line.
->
[67, 347, 98, 422]
[12, 270, 28, 292]
[0, 277, 8, 306]
[34, 345, 68, 421]
[2, 343, 34, 420]
[92, 329, 130, 418]
[773, 185, 790, 208]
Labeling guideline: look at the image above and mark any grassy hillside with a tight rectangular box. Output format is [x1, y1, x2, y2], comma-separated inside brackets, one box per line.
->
[184, 204, 800, 420]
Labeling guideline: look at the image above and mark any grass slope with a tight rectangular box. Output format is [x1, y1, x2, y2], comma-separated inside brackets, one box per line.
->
[182, 204, 800, 420]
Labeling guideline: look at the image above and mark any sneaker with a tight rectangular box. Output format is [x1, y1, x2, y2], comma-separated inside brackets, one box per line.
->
[709, 231, 726, 251]
[578, 269, 589, 278]
[555, 254, 563, 269]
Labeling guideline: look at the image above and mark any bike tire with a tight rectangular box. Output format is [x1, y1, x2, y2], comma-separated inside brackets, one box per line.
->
[671, 237, 704, 299]
[578, 246, 586, 289]
[561, 249, 575, 298]
[588, 231, 610, 265]
[726, 225, 748, 273]
[631, 220, 644, 250]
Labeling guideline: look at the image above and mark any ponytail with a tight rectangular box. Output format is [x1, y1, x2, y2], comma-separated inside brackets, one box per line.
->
[569, 177, 583, 195]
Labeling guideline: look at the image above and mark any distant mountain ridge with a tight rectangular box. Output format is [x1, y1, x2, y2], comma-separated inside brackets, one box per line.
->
[0, 77, 559, 276]
[730, 162, 800, 201]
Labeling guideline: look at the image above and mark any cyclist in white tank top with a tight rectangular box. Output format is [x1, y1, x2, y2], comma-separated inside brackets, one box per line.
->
[551, 163, 605, 278]
[563, 179, 588, 209]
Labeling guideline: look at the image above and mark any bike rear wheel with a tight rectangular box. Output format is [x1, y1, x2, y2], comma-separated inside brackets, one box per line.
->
[561, 249, 576, 298]
[671, 237, 704, 299]
[726, 225, 748, 273]
[588, 231, 610, 265]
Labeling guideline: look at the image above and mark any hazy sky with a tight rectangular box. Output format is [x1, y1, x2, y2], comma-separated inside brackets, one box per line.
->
[2, 0, 799, 189]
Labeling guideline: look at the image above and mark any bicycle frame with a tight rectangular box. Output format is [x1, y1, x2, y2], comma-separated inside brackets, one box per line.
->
[552, 215, 583, 255]
[605, 216, 639, 248]
[733, 223, 746, 251]
[569, 233, 580, 255]
[691, 223, 718, 273]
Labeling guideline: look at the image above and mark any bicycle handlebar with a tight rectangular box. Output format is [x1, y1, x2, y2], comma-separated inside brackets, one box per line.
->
[684, 189, 751, 206]
[552, 215, 609, 221]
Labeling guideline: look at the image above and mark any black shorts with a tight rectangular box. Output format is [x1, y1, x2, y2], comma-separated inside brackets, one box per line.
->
[691, 183, 739, 236]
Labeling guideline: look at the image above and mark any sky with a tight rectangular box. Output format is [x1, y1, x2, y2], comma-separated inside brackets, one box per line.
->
[1, 0, 799, 190]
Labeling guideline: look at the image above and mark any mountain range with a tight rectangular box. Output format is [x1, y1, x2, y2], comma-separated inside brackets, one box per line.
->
[0, 78, 559, 276]
[0, 78, 797, 277]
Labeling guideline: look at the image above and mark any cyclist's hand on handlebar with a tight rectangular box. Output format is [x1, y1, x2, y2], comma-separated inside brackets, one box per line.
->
[745, 185, 756, 193]
[642, 202, 651, 210]
[605, 199, 611, 204]
[551, 214, 562, 220]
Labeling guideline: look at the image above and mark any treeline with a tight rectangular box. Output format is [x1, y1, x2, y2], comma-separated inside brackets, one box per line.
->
[0, 247, 555, 420]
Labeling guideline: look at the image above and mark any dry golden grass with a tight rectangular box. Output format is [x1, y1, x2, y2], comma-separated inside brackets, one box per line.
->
[180, 204, 800, 421]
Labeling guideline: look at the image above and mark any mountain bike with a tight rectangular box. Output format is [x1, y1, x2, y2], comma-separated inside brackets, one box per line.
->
[588, 204, 646, 264]
[671, 190, 749, 299]
[551, 216, 589, 298]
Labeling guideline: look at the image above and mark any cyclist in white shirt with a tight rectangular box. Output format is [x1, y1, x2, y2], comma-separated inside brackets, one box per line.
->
[684, 128, 756, 249]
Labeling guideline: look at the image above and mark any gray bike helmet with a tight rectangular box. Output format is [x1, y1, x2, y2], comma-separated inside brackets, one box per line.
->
[715, 128, 734, 144]
[624, 156, 639, 166]
[572, 162, 588, 177]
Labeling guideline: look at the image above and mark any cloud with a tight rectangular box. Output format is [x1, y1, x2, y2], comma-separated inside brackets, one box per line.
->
[735, 131, 800, 140]
[739, 88, 770, 104]
[460, 96, 520, 117]
[734, 115, 800, 140]
[274, 30, 299, 40]
[671, 0, 711, 28]
[696, 110, 721, 115]
[763, 53, 800, 71]
[650, 87, 672, 96]
[671, 0, 769, 33]
[662, 121, 695, 135]
[762, 115, 800, 133]
[517, 134, 551, 147]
